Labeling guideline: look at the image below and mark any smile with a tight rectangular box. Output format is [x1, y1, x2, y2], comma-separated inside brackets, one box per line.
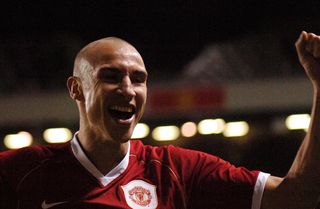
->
[108, 105, 136, 120]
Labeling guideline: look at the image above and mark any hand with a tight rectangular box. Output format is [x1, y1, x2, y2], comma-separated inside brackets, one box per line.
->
[296, 31, 320, 87]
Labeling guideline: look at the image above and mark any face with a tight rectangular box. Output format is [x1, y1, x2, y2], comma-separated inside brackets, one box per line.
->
[77, 40, 148, 143]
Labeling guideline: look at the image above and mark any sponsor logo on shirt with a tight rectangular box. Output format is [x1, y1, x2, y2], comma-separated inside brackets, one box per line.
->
[122, 180, 158, 209]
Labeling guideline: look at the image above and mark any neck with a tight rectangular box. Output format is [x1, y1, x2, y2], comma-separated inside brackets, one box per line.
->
[77, 129, 129, 175]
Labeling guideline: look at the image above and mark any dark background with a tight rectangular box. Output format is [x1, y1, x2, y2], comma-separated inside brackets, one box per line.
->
[1, 1, 320, 176]
[1, 0, 320, 91]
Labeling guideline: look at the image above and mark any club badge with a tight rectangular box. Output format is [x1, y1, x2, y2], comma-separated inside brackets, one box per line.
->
[122, 180, 158, 209]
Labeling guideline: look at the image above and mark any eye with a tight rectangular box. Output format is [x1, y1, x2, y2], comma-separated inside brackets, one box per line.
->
[131, 76, 146, 84]
[131, 72, 147, 84]
[98, 68, 121, 83]
[101, 74, 119, 83]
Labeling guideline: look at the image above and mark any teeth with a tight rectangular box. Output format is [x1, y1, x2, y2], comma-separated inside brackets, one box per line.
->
[109, 105, 133, 113]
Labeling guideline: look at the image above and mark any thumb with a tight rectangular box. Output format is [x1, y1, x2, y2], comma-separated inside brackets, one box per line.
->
[295, 31, 309, 65]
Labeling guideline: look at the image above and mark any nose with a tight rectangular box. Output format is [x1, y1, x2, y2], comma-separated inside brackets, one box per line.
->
[118, 75, 136, 100]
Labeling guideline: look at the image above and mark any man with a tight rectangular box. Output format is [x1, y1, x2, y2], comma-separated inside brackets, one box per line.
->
[0, 31, 319, 209]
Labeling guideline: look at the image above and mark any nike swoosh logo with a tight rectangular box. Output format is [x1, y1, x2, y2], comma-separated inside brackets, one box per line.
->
[41, 200, 68, 209]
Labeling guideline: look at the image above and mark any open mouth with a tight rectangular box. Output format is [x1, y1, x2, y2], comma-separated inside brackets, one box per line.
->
[108, 105, 136, 120]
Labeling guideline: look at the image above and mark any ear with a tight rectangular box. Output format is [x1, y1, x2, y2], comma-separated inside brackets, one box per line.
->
[67, 76, 85, 101]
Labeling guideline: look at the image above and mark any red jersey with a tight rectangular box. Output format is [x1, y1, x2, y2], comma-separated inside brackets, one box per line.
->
[0, 136, 269, 209]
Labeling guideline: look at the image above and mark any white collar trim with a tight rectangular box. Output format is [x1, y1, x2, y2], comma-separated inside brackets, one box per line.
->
[70, 133, 130, 187]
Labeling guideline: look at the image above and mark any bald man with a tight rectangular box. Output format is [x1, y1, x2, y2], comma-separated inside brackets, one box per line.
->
[1, 31, 320, 209]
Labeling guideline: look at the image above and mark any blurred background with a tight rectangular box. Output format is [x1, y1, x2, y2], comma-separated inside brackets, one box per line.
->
[1, 0, 320, 176]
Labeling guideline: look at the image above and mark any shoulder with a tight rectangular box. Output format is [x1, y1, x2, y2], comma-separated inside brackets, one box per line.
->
[129, 140, 223, 167]
[129, 140, 260, 178]
[129, 140, 188, 158]
[0, 142, 71, 171]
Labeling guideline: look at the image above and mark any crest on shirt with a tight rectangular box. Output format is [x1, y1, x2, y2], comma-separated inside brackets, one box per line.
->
[121, 180, 158, 209]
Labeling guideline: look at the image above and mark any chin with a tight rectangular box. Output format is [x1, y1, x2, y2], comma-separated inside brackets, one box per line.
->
[112, 132, 132, 143]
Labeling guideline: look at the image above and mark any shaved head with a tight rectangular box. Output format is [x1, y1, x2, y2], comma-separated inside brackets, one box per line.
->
[68, 36, 148, 145]
[73, 37, 144, 88]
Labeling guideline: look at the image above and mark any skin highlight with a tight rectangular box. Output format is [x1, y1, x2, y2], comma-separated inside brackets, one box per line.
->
[67, 37, 147, 174]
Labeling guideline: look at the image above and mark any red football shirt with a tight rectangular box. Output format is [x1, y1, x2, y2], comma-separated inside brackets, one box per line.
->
[0, 135, 269, 209]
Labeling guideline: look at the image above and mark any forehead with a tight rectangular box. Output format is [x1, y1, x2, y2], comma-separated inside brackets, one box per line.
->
[84, 40, 146, 72]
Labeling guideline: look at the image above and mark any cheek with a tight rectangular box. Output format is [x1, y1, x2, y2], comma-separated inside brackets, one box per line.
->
[135, 89, 147, 121]
[84, 89, 104, 116]
[136, 88, 147, 106]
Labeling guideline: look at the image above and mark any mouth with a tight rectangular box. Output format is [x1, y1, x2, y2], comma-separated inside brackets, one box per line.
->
[108, 104, 136, 122]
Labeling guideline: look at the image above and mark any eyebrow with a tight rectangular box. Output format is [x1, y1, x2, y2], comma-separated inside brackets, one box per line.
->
[132, 70, 148, 78]
[98, 67, 148, 77]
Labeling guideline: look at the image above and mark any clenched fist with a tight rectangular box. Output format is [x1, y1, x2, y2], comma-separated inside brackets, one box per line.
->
[296, 31, 320, 87]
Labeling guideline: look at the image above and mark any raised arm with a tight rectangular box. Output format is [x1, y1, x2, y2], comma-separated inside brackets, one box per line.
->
[261, 31, 320, 209]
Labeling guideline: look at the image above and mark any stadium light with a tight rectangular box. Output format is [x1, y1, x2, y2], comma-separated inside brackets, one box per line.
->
[223, 121, 249, 137]
[198, 119, 225, 135]
[152, 126, 180, 141]
[4, 131, 33, 149]
[181, 121, 197, 137]
[285, 114, 310, 131]
[132, 123, 150, 139]
[43, 128, 73, 143]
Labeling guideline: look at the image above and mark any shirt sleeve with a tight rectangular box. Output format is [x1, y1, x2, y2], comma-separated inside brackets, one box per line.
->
[251, 172, 270, 209]
[168, 146, 263, 209]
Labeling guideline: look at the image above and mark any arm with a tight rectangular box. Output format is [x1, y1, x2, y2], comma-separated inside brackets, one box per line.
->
[261, 31, 320, 209]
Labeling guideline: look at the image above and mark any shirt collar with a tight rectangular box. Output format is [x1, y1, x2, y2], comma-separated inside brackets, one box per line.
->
[70, 132, 130, 186]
